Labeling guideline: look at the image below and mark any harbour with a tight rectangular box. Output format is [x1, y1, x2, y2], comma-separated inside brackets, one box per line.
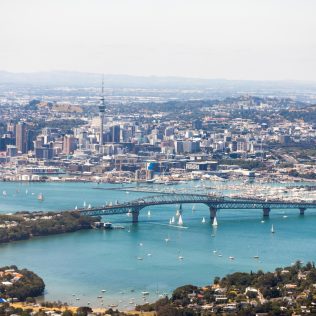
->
[0, 180, 316, 310]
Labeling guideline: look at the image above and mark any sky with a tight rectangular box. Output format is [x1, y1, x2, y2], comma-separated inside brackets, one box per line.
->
[0, 0, 315, 81]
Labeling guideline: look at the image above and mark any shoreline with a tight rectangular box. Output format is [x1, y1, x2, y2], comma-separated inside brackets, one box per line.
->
[10, 302, 155, 315]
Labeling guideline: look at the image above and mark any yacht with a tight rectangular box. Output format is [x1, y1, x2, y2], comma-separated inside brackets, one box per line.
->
[178, 214, 183, 226]
[212, 217, 218, 227]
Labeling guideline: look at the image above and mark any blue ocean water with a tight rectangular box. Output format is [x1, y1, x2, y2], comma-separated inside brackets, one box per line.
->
[0, 181, 315, 309]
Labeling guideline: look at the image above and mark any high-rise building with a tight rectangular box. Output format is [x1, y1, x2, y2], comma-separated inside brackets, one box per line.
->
[27, 130, 35, 151]
[192, 119, 203, 130]
[16, 122, 27, 154]
[112, 125, 120, 143]
[63, 135, 77, 154]
[98, 78, 106, 150]
[7, 121, 15, 136]
[174, 140, 184, 154]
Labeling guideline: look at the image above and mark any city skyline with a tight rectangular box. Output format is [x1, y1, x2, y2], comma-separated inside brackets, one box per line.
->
[0, 0, 316, 81]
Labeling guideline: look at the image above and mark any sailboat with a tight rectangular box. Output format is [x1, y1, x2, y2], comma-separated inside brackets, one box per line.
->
[202, 217, 206, 223]
[88, 204, 91, 209]
[171, 216, 175, 224]
[271, 224, 275, 234]
[83, 201, 86, 208]
[75, 206, 78, 210]
[37, 193, 44, 201]
[2, 190, 7, 196]
[178, 214, 183, 226]
[212, 217, 218, 227]
[176, 210, 180, 217]
[192, 205, 196, 211]
[147, 210, 151, 217]
[253, 249, 259, 259]
[169, 219, 172, 225]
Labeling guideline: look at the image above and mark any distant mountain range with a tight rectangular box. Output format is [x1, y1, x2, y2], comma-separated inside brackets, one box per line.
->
[0, 71, 315, 91]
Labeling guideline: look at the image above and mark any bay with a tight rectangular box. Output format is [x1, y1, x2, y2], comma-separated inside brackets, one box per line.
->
[0, 181, 315, 309]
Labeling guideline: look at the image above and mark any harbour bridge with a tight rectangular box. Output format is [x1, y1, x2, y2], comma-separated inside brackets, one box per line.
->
[77, 194, 316, 223]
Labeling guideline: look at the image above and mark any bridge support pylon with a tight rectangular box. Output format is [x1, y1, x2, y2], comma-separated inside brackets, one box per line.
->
[299, 207, 306, 216]
[263, 207, 270, 217]
[132, 210, 140, 223]
[209, 206, 217, 224]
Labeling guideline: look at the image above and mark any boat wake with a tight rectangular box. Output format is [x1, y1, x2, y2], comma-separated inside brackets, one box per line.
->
[147, 222, 189, 229]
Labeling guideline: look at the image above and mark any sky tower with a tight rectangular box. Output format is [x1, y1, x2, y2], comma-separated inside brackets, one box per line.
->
[99, 77, 106, 150]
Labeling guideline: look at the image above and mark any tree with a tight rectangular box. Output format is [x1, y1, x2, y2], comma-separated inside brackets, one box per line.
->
[76, 306, 92, 316]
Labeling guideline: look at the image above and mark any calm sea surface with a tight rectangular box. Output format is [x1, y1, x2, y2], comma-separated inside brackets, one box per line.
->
[0, 181, 315, 309]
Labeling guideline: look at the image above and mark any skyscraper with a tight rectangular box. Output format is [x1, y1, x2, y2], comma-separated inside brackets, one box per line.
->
[15, 122, 27, 154]
[99, 78, 106, 150]
[112, 125, 120, 143]
[63, 135, 77, 154]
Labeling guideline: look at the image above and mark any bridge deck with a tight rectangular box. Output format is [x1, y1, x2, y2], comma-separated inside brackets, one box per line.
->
[76, 194, 316, 217]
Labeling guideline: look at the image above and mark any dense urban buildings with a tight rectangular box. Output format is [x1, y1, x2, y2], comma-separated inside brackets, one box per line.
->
[0, 83, 315, 185]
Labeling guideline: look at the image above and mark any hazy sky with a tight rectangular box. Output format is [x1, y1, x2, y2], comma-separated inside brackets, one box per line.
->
[0, 0, 315, 80]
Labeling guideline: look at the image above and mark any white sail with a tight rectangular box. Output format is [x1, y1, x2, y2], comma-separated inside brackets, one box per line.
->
[271, 224, 275, 233]
[212, 217, 218, 227]
[178, 214, 183, 225]
[176, 210, 180, 217]
[169, 219, 172, 225]
[147, 210, 151, 217]
[83, 201, 86, 207]
[75, 206, 78, 210]
[202, 217, 206, 223]
[88, 204, 91, 209]
[171, 216, 175, 223]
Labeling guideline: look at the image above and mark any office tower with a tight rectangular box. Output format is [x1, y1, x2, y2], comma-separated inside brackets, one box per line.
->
[112, 125, 120, 143]
[63, 135, 77, 154]
[99, 78, 106, 149]
[16, 122, 27, 153]
[7, 121, 15, 135]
